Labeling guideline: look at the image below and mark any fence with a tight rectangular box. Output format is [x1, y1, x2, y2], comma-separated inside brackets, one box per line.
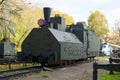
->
[93, 57, 120, 80]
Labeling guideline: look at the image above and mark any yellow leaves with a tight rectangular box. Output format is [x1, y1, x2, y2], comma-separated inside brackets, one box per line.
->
[88, 10, 109, 39]
[51, 10, 74, 26]
[61, 13, 74, 25]
[0, 0, 74, 51]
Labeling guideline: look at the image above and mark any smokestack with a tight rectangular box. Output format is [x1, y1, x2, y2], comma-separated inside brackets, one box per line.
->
[43, 7, 51, 23]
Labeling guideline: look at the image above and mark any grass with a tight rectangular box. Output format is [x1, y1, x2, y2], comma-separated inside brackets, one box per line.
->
[0, 63, 37, 71]
[99, 72, 120, 80]
[42, 74, 49, 78]
[96, 56, 120, 80]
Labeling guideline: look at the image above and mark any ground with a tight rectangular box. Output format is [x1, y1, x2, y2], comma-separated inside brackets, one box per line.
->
[14, 57, 109, 80]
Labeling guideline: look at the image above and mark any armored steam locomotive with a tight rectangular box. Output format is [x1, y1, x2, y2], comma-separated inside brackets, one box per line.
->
[17, 7, 100, 65]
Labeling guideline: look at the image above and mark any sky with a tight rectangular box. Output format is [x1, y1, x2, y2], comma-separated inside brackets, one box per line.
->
[26, 0, 120, 29]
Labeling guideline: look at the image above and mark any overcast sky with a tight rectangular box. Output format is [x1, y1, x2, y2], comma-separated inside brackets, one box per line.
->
[26, 0, 120, 28]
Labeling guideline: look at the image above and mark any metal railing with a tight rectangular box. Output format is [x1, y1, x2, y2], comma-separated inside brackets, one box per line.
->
[93, 57, 120, 80]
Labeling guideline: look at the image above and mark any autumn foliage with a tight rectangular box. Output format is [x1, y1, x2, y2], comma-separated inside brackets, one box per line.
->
[0, 0, 74, 51]
[88, 11, 109, 42]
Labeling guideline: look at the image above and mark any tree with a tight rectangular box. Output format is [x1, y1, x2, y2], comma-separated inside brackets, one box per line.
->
[51, 10, 74, 26]
[106, 19, 120, 45]
[0, 1, 75, 51]
[12, 5, 43, 51]
[0, 0, 22, 40]
[61, 13, 74, 26]
[88, 11, 109, 42]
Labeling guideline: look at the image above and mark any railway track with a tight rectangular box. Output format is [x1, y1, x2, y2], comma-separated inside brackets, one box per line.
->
[0, 66, 43, 80]
[0, 59, 96, 80]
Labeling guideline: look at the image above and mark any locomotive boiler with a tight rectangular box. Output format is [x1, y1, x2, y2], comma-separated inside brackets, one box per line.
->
[18, 7, 100, 65]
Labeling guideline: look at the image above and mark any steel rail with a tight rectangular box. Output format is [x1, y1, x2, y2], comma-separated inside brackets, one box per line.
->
[0, 66, 42, 74]
[0, 66, 43, 79]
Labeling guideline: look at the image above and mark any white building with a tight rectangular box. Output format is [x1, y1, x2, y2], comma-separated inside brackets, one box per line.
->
[101, 43, 120, 55]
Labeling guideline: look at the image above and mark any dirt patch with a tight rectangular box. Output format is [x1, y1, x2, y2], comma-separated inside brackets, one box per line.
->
[14, 57, 109, 80]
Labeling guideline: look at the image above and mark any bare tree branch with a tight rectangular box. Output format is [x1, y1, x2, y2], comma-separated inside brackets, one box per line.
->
[0, 0, 5, 5]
